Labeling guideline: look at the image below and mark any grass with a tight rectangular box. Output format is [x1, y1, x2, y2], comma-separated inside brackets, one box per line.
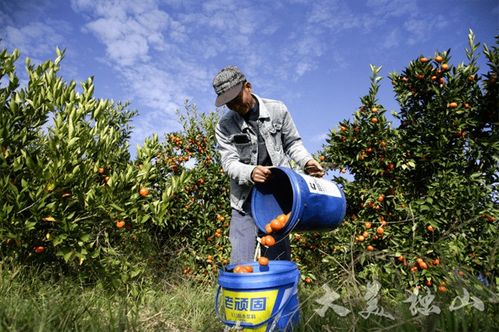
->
[0, 263, 497, 331]
[0, 264, 220, 331]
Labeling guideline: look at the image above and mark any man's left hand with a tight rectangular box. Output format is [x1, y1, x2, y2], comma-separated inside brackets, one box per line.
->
[304, 159, 325, 177]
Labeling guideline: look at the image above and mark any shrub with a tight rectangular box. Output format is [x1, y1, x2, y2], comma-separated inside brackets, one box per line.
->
[297, 31, 498, 293]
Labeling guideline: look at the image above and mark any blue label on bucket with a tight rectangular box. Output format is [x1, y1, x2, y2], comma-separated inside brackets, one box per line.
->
[298, 172, 342, 197]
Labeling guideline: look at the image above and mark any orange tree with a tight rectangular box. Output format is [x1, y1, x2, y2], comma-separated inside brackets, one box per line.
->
[149, 104, 231, 280]
[0, 48, 189, 284]
[295, 32, 498, 293]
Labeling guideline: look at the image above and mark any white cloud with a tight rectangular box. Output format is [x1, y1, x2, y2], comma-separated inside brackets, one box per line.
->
[312, 131, 329, 143]
[403, 16, 450, 45]
[307, 0, 360, 31]
[77, 3, 171, 66]
[1, 22, 65, 58]
[366, 0, 418, 18]
[382, 28, 402, 49]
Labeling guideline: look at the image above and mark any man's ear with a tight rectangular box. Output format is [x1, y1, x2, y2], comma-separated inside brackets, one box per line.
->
[245, 81, 252, 90]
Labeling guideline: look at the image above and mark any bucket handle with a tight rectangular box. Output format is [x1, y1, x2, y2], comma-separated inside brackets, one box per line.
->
[214, 274, 300, 330]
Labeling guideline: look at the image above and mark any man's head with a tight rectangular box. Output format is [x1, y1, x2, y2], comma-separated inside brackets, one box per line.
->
[213, 66, 255, 115]
[212, 66, 247, 107]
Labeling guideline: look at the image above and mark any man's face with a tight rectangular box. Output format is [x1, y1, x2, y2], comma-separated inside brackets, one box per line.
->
[226, 82, 254, 115]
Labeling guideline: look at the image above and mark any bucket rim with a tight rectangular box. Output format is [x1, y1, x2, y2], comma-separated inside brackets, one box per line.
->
[218, 260, 299, 289]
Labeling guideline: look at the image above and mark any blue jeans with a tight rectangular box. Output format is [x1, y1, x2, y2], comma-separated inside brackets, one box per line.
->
[229, 198, 291, 264]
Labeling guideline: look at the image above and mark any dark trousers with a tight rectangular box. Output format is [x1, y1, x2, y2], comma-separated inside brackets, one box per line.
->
[229, 200, 291, 264]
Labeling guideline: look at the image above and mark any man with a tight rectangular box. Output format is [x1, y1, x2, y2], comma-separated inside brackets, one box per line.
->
[213, 65, 324, 264]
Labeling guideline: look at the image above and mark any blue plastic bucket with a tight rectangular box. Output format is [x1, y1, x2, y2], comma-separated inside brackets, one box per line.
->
[216, 261, 300, 331]
[251, 166, 346, 234]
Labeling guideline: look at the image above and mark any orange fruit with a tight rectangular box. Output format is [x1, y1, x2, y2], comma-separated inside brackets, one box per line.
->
[427, 225, 434, 232]
[397, 255, 405, 262]
[419, 57, 429, 63]
[139, 187, 150, 197]
[34, 246, 45, 254]
[371, 117, 379, 124]
[258, 256, 269, 266]
[377, 194, 385, 202]
[376, 227, 384, 235]
[304, 277, 312, 284]
[448, 102, 458, 109]
[265, 223, 273, 234]
[362, 231, 369, 238]
[441, 63, 449, 71]
[233, 265, 245, 273]
[116, 220, 125, 229]
[438, 285, 447, 293]
[364, 222, 372, 229]
[98, 167, 105, 174]
[410, 266, 418, 272]
[243, 265, 254, 273]
[340, 126, 347, 132]
[277, 213, 288, 224]
[271, 218, 285, 231]
[262, 235, 276, 247]
[356, 235, 365, 242]
[367, 245, 374, 251]
[418, 261, 428, 270]
[435, 55, 443, 63]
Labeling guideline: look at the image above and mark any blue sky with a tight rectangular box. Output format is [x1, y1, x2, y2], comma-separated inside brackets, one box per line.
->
[1, 0, 498, 160]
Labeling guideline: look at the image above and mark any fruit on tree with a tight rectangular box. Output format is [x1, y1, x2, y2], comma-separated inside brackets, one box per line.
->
[139, 187, 150, 197]
[34, 246, 45, 254]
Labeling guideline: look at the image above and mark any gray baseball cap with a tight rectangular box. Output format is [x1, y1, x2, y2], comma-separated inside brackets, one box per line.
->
[213, 66, 246, 107]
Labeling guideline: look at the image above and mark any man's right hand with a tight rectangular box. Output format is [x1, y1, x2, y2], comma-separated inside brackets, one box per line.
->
[251, 165, 272, 183]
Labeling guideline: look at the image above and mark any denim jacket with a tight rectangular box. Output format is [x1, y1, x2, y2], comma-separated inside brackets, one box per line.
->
[215, 94, 313, 212]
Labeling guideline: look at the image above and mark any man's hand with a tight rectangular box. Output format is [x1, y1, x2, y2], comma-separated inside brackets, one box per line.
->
[304, 159, 325, 177]
[251, 165, 272, 183]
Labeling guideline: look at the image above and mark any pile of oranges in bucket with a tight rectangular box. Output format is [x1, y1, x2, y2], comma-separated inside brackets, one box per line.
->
[233, 212, 291, 273]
